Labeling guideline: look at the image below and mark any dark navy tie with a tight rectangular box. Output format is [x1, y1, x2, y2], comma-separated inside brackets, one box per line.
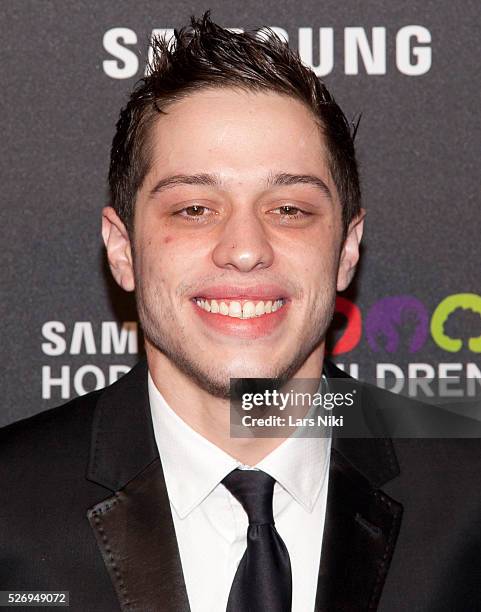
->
[222, 469, 292, 612]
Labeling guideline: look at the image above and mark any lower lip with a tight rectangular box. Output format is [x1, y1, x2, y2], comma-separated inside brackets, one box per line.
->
[192, 301, 289, 338]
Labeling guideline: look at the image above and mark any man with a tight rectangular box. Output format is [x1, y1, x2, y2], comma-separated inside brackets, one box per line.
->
[1, 13, 480, 612]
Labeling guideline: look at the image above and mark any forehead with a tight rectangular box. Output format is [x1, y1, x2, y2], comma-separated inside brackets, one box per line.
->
[144, 88, 332, 187]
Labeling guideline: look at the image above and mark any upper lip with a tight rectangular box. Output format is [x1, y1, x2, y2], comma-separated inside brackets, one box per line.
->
[192, 284, 290, 301]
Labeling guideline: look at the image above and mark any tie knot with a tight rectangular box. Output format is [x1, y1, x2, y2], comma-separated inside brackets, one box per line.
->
[222, 469, 275, 525]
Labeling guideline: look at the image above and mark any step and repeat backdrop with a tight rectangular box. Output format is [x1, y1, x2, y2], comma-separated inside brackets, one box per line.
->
[2, 1, 479, 426]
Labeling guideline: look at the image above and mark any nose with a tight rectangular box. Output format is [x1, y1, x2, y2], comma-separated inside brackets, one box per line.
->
[211, 209, 274, 272]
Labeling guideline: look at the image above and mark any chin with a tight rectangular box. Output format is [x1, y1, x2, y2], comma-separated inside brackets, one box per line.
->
[220, 349, 299, 377]
[211, 352, 305, 389]
[224, 364, 278, 380]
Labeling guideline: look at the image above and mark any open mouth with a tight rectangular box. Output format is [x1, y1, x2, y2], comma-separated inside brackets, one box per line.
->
[193, 298, 286, 319]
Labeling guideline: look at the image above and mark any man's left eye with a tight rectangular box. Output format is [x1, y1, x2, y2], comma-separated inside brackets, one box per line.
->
[271, 205, 307, 218]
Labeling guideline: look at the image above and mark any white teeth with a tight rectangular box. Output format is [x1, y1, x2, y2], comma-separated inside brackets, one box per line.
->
[272, 299, 283, 313]
[255, 301, 265, 316]
[242, 302, 255, 318]
[228, 301, 242, 318]
[196, 298, 285, 319]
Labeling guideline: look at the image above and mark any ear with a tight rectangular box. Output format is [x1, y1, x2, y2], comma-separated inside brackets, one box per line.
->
[336, 209, 366, 292]
[101, 206, 135, 292]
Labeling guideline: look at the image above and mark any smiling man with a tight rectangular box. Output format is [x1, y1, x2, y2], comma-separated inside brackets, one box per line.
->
[2, 12, 481, 612]
[103, 81, 363, 465]
[99, 19, 363, 610]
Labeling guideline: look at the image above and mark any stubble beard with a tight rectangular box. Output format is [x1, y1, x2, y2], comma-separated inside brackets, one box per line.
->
[135, 278, 336, 400]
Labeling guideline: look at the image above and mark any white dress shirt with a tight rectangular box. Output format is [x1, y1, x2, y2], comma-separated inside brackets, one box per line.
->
[148, 373, 331, 612]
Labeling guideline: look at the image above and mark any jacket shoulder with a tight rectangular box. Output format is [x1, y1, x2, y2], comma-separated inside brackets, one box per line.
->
[0, 390, 102, 475]
[0, 360, 148, 474]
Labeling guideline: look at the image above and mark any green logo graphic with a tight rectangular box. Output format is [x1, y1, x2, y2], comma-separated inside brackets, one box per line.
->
[430, 293, 481, 352]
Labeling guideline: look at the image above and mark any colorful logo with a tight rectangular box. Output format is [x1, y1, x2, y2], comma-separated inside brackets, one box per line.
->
[328, 293, 481, 355]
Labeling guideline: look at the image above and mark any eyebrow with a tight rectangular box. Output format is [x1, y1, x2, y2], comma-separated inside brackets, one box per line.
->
[149, 171, 332, 200]
[267, 172, 332, 200]
[149, 173, 220, 195]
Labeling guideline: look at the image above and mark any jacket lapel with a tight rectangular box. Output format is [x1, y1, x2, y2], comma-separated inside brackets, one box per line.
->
[315, 444, 403, 611]
[316, 361, 403, 611]
[86, 359, 190, 612]
[85, 358, 403, 611]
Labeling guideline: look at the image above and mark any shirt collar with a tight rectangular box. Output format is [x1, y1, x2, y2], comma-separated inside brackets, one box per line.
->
[148, 372, 330, 518]
[256, 427, 331, 512]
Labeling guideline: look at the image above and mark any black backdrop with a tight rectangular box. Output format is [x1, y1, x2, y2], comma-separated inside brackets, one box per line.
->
[2, 0, 479, 426]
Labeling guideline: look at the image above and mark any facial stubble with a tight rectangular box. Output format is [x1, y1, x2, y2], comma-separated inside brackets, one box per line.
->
[134, 264, 337, 399]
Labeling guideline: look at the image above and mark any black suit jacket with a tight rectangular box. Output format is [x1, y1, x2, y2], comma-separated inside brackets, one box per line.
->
[1, 359, 481, 611]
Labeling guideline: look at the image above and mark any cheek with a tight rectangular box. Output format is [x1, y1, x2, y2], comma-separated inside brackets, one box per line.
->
[288, 242, 338, 278]
[138, 237, 194, 286]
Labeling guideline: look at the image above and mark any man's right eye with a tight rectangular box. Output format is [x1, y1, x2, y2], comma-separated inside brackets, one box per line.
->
[175, 204, 212, 219]
[171, 201, 221, 224]
[183, 205, 205, 216]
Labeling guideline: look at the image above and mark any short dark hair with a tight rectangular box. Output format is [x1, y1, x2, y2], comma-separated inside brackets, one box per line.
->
[109, 11, 361, 236]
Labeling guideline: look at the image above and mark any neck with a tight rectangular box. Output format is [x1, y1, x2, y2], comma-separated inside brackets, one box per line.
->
[146, 342, 325, 465]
